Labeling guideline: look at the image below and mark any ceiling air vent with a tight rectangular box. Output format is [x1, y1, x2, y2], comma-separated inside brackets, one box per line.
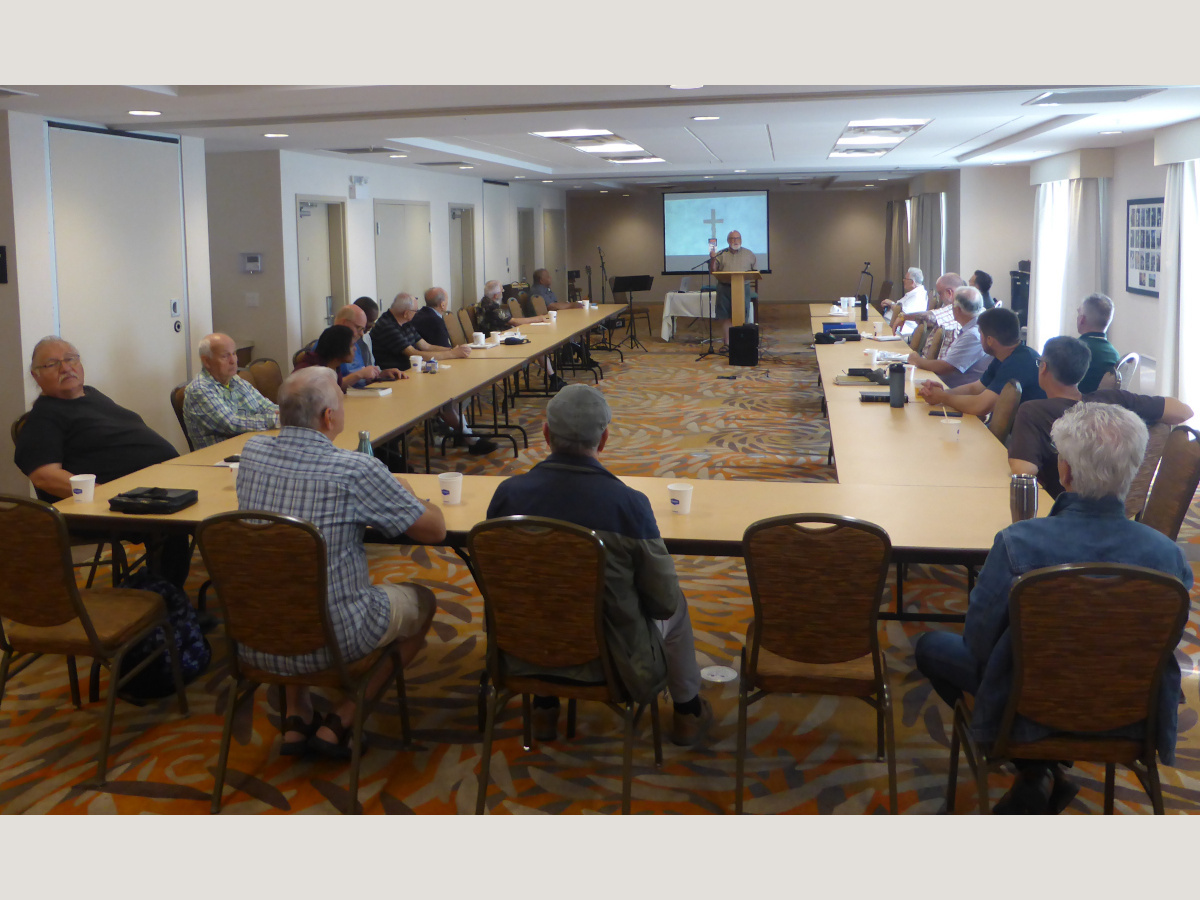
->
[418, 161, 470, 167]
[1024, 88, 1163, 106]
[326, 147, 397, 155]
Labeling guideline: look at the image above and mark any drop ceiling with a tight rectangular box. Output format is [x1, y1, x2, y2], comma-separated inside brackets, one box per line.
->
[2, 84, 1198, 191]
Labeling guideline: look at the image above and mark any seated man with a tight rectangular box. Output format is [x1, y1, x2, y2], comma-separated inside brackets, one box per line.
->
[1075, 292, 1120, 393]
[903, 272, 965, 353]
[237, 367, 447, 757]
[332, 304, 402, 390]
[372, 291, 498, 455]
[531, 267, 585, 311]
[970, 269, 995, 309]
[915, 403, 1193, 813]
[14, 336, 190, 588]
[353, 296, 379, 364]
[918, 307, 1046, 417]
[183, 332, 279, 449]
[486, 384, 713, 746]
[905, 286, 989, 389]
[1007, 335, 1191, 497]
[881, 266, 930, 336]
[476, 280, 565, 392]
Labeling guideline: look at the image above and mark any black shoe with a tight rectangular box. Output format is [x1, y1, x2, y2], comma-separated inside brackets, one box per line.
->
[993, 766, 1054, 814]
[548, 376, 569, 392]
[467, 437, 500, 456]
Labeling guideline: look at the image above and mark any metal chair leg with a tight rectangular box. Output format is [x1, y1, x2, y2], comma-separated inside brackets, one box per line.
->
[1104, 762, 1116, 814]
[566, 697, 577, 739]
[476, 687, 501, 814]
[347, 688, 368, 814]
[882, 683, 898, 814]
[946, 708, 961, 814]
[1146, 759, 1165, 815]
[66, 655, 82, 708]
[621, 702, 635, 815]
[161, 617, 189, 715]
[650, 701, 662, 768]
[394, 656, 411, 747]
[211, 680, 253, 814]
[735, 659, 749, 814]
[522, 693, 532, 750]
[95, 658, 122, 784]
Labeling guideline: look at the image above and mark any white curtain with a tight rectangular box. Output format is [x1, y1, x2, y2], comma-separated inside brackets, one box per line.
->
[1029, 178, 1107, 353]
[906, 193, 945, 294]
[1160, 159, 1200, 409]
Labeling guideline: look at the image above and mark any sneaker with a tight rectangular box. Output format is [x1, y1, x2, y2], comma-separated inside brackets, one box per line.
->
[531, 706, 558, 742]
[670, 697, 713, 747]
[548, 375, 569, 392]
[467, 437, 500, 456]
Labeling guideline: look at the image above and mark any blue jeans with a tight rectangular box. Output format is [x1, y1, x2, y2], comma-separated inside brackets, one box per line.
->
[914, 631, 981, 709]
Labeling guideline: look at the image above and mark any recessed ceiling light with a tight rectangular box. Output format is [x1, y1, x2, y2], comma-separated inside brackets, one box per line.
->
[609, 157, 665, 164]
[670, 85, 703, 90]
[542, 180, 554, 183]
[1100, 130, 1123, 135]
[837, 135, 904, 146]
[991, 162, 1006, 166]
[828, 149, 887, 159]
[514, 175, 526, 179]
[531, 129, 613, 138]
[458, 165, 474, 170]
[734, 169, 747, 173]
[600, 190, 608, 193]
[389, 153, 407, 158]
[577, 141, 644, 153]
[263, 133, 288, 138]
[703, 175, 714, 179]
[622, 194, 630, 197]
[864, 184, 875, 187]
[692, 116, 719, 121]
[128, 110, 161, 117]
[847, 118, 929, 128]
[878, 178, 890, 181]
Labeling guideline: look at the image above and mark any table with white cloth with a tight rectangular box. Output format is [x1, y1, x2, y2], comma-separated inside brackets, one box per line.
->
[661, 290, 757, 341]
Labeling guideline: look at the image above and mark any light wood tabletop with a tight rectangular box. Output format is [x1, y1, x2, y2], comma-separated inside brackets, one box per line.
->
[463, 304, 625, 358]
[56, 466, 1042, 560]
[814, 339, 943, 403]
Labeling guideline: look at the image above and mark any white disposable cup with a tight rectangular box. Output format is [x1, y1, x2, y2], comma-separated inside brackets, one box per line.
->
[410, 355, 422, 372]
[873, 321, 883, 337]
[863, 349, 878, 366]
[472, 332, 484, 345]
[668, 482, 693, 515]
[438, 472, 463, 504]
[905, 363, 916, 385]
[229, 462, 239, 481]
[940, 419, 961, 442]
[488, 332, 498, 342]
[549, 311, 557, 322]
[69, 473, 96, 503]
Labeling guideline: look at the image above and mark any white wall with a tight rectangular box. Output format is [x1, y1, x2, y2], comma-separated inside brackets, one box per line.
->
[958, 165, 1036, 304]
[1105, 140, 1168, 385]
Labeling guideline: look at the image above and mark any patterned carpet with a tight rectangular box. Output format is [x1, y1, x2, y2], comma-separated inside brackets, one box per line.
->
[3, 303, 1199, 815]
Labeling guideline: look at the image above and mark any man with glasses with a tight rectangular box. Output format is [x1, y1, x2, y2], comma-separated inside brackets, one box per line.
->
[14, 336, 192, 588]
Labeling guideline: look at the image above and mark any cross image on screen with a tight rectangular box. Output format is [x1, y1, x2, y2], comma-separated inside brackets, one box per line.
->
[662, 190, 770, 274]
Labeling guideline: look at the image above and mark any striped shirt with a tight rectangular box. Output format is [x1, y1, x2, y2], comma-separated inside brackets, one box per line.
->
[182, 369, 279, 449]
[235, 427, 426, 675]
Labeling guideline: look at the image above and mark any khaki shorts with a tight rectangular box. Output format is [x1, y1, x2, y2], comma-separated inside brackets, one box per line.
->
[374, 583, 435, 648]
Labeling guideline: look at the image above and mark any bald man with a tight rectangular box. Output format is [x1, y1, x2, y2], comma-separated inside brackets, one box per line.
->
[330, 304, 402, 389]
[183, 332, 279, 449]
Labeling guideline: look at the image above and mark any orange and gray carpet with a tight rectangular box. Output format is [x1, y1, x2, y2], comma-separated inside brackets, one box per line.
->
[3, 305, 1198, 814]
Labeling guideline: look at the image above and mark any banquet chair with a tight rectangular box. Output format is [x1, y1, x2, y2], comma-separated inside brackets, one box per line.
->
[1097, 366, 1120, 390]
[170, 383, 195, 452]
[946, 563, 1189, 814]
[873, 280, 893, 314]
[1138, 426, 1200, 540]
[1124, 422, 1172, 519]
[986, 380, 1023, 442]
[197, 511, 417, 814]
[0, 495, 189, 785]
[506, 299, 524, 320]
[462, 305, 480, 334]
[444, 309, 471, 346]
[907, 321, 928, 353]
[291, 347, 308, 370]
[923, 327, 945, 361]
[530, 295, 549, 317]
[737, 514, 897, 814]
[247, 358, 283, 404]
[891, 309, 906, 336]
[1115, 352, 1141, 392]
[469, 516, 663, 815]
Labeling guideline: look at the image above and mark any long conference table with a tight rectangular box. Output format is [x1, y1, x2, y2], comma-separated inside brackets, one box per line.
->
[52, 301, 1048, 624]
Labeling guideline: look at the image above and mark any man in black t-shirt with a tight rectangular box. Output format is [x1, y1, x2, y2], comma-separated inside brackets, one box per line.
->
[14, 336, 191, 587]
[918, 307, 1045, 418]
[1007, 335, 1192, 497]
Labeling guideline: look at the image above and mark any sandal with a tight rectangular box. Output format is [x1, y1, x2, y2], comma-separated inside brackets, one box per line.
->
[280, 713, 319, 757]
[307, 711, 359, 761]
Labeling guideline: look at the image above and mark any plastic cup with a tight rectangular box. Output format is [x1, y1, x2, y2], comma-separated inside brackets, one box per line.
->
[905, 363, 916, 385]
[472, 331, 484, 345]
[549, 311, 557, 322]
[438, 472, 463, 504]
[873, 321, 883, 337]
[940, 419, 961, 442]
[69, 473, 96, 503]
[410, 355, 422, 372]
[668, 482, 693, 515]
[488, 332, 498, 342]
[229, 462, 239, 481]
[864, 349, 878, 366]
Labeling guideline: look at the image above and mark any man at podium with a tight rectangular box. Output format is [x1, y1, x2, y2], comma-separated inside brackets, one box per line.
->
[708, 229, 758, 353]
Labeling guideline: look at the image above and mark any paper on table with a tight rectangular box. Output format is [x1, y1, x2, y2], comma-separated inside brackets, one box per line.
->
[526, 322, 551, 326]
[826, 306, 847, 316]
[871, 335, 903, 342]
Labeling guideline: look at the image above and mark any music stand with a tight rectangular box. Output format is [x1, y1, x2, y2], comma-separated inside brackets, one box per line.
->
[611, 275, 653, 351]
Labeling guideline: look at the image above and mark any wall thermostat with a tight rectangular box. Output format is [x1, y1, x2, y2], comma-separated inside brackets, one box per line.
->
[241, 252, 263, 274]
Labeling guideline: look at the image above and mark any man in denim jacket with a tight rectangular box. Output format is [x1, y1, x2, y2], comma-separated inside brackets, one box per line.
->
[915, 402, 1193, 812]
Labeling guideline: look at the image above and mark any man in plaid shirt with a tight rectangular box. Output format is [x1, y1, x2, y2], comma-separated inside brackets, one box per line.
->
[236, 366, 446, 758]
[183, 333, 279, 449]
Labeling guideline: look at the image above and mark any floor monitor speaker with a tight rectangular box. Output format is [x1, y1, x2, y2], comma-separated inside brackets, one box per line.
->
[729, 324, 759, 367]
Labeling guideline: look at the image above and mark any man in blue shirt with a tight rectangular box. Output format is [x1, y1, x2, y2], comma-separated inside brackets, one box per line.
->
[918, 307, 1045, 418]
[486, 384, 712, 747]
[905, 285, 990, 389]
[915, 402, 1193, 813]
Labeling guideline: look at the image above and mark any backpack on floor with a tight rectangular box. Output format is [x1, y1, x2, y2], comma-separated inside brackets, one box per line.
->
[117, 569, 212, 700]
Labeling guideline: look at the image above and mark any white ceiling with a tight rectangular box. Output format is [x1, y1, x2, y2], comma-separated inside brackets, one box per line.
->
[3, 84, 1199, 191]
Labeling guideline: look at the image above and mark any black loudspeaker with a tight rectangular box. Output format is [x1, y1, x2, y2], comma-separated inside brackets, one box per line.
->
[729, 324, 759, 367]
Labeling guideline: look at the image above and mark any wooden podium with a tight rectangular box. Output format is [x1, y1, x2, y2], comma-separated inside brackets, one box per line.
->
[713, 271, 761, 326]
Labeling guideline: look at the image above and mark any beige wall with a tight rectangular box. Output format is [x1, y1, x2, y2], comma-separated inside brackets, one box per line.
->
[566, 189, 903, 305]
[958, 165, 1036, 304]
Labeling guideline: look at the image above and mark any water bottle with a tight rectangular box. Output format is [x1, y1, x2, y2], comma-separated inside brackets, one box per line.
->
[357, 430, 373, 457]
[1010, 474, 1038, 522]
[888, 364, 905, 407]
[859, 296, 868, 322]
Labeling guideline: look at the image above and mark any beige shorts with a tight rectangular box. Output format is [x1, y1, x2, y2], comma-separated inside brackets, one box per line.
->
[374, 583, 435, 648]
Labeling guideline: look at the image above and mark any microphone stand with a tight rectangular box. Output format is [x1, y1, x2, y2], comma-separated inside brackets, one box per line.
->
[854, 262, 874, 321]
[696, 250, 722, 361]
[590, 246, 623, 359]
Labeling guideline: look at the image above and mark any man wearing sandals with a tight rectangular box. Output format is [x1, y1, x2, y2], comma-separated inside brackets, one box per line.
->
[236, 367, 447, 757]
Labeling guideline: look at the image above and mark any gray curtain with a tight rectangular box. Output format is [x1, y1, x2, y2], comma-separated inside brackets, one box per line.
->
[907, 193, 945, 292]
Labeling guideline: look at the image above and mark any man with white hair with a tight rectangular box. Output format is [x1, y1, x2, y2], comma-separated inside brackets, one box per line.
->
[183, 332, 279, 449]
[915, 402, 1193, 813]
[904, 286, 989, 388]
[1075, 292, 1120, 393]
[881, 266, 929, 336]
[372, 291, 498, 455]
[236, 367, 447, 757]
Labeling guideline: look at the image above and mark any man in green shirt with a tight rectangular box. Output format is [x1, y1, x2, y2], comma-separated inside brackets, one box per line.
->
[1076, 292, 1121, 393]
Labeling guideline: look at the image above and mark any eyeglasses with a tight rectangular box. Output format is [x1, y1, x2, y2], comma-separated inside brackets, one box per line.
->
[32, 355, 81, 373]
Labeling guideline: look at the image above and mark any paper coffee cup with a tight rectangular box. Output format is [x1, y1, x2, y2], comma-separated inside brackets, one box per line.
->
[940, 419, 961, 442]
[472, 332, 484, 345]
[488, 332, 498, 342]
[69, 473, 96, 503]
[668, 482, 693, 515]
[229, 462, 239, 481]
[549, 311, 557, 322]
[438, 471, 463, 504]
[410, 355, 422, 372]
[873, 321, 883, 337]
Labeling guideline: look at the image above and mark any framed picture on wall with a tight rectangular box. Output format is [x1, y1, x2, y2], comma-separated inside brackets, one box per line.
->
[1127, 196, 1164, 297]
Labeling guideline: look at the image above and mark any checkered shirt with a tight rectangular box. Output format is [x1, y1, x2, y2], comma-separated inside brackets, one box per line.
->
[182, 369, 279, 449]
[235, 427, 426, 676]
